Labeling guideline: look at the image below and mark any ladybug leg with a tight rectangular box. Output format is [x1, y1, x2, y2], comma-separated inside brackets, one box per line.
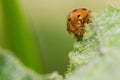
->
[84, 15, 91, 24]
[74, 27, 85, 40]
[87, 18, 92, 23]
[77, 33, 83, 41]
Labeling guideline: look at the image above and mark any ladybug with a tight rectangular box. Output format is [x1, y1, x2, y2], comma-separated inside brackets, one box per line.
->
[67, 8, 91, 40]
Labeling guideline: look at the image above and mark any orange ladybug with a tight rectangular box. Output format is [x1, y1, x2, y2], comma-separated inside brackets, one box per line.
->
[67, 8, 91, 40]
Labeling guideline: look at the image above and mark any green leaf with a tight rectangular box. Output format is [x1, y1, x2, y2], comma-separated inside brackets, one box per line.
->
[0, 48, 62, 80]
[66, 5, 120, 80]
[0, 0, 44, 73]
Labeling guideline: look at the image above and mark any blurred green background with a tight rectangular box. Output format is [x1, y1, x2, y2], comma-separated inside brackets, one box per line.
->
[0, 0, 119, 75]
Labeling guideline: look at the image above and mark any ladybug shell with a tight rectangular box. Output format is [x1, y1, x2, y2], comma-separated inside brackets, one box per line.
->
[67, 8, 91, 40]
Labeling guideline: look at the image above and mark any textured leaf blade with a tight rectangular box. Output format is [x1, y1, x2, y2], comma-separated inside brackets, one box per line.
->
[66, 5, 120, 80]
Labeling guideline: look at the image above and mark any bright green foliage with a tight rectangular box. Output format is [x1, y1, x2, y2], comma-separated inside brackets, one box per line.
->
[0, 0, 44, 73]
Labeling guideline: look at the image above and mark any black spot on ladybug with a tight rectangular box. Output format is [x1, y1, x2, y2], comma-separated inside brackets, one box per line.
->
[82, 8, 87, 10]
[68, 18, 71, 21]
[72, 9, 77, 12]
[77, 15, 81, 18]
